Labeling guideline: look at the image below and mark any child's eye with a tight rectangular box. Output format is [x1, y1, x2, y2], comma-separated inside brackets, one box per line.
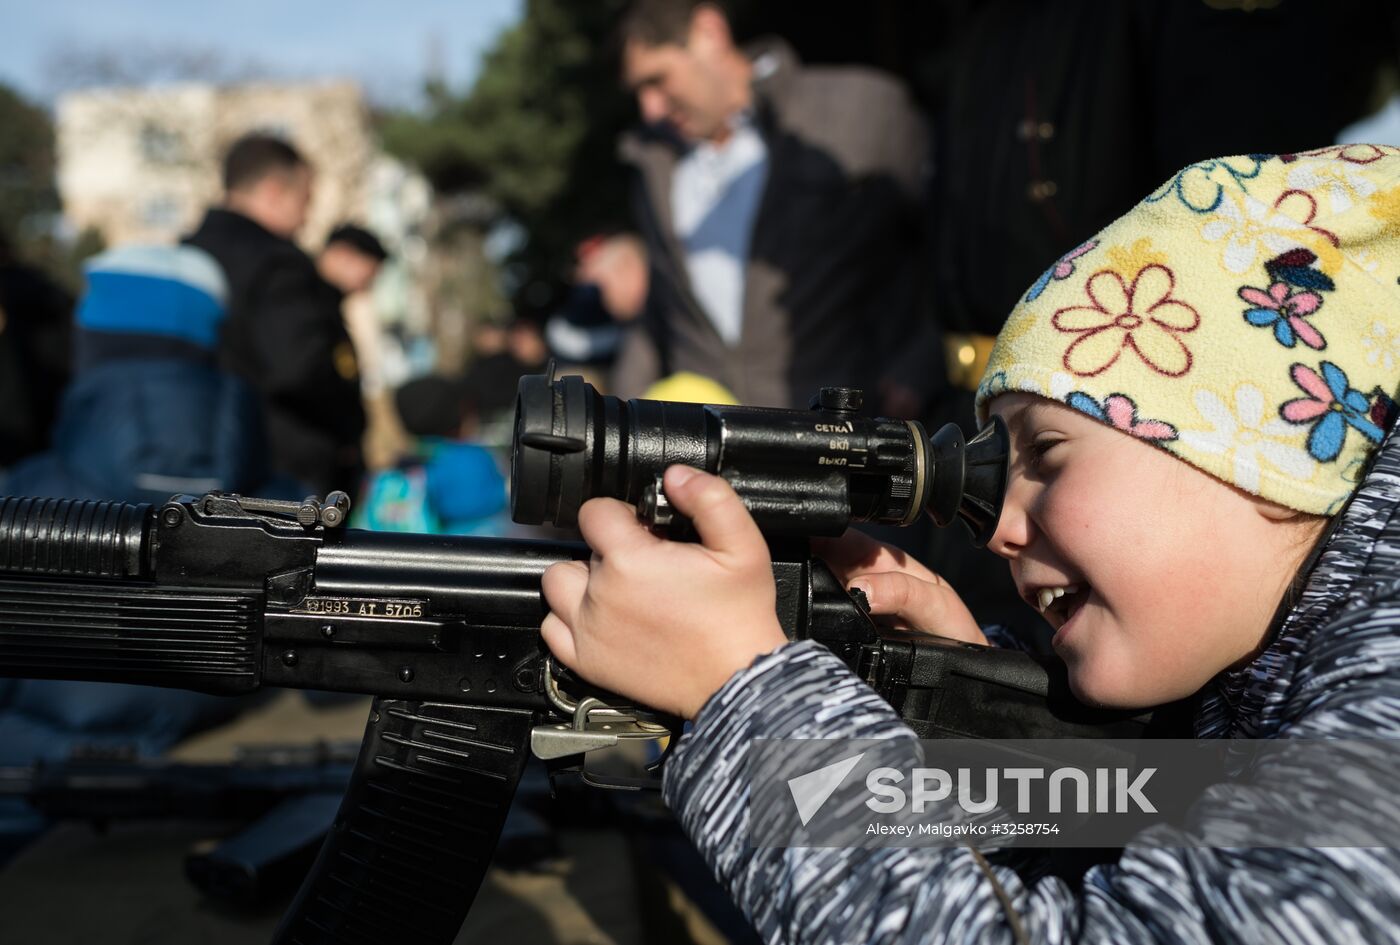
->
[1027, 437, 1063, 472]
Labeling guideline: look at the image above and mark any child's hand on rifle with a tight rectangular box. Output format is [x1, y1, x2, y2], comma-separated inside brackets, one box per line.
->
[812, 531, 987, 646]
[540, 465, 788, 719]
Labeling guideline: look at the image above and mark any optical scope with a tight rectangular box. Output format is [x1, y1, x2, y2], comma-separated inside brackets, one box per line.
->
[511, 367, 1008, 543]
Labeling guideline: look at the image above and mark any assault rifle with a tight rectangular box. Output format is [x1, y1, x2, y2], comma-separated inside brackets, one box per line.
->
[0, 370, 1159, 943]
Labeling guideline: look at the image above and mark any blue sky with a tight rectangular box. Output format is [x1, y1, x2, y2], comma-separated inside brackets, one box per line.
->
[0, 0, 522, 107]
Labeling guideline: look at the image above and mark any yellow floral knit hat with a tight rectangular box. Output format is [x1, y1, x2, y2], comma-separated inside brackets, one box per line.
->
[975, 145, 1400, 515]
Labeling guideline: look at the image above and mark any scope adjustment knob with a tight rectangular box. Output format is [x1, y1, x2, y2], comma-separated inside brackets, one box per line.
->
[815, 387, 864, 413]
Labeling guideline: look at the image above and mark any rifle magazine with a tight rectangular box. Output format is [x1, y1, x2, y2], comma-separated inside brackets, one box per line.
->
[271, 697, 533, 945]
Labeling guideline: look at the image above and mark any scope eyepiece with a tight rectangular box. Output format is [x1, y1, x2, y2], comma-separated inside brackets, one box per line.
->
[510, 367, 1008, 545]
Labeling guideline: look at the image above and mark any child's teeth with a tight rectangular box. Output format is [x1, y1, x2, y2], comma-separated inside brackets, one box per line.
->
[1037, 585, 1082, 613]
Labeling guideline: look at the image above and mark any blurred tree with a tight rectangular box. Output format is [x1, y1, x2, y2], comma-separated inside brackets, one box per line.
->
[382, 0, 634, 317]
[0, 82, 102, 291]
[0, 83, 60, 248]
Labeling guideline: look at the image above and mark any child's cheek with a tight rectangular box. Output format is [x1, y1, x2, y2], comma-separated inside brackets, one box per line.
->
[1038, 458, 1139, 577]
[1047, 455, 1203, 690]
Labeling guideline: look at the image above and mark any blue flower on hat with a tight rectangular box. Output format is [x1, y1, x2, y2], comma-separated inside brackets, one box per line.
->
[1280, 361, 1384, 462]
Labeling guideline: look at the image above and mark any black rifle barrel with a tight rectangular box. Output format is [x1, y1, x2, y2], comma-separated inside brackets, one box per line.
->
[0, 497, 263, 693]
[0, 496, 148, 578]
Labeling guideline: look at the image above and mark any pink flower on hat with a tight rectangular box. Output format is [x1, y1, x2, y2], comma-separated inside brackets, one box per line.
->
[1051, 264, 1200, 378]
[1238, 281, 1327, 350]
[1280, 361, 1385, 462]
[1066, 391, 1178, 442]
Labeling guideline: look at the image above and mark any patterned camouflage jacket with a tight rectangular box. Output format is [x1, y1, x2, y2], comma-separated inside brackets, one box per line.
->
[663, 426, 1400, 944]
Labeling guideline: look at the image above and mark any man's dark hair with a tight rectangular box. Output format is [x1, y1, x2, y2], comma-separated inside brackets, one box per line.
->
[395, 376, 473, 439]
[326, 224, 389, 262]
[618, 0, 711, 47]
[222, 133, 308, 193]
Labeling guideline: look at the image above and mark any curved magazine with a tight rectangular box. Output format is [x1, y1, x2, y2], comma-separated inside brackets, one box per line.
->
[271, 697, 534, 945]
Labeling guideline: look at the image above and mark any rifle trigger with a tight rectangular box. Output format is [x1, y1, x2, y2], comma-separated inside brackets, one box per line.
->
[530, 696, 669, 761]
[531, 728, 619, 760]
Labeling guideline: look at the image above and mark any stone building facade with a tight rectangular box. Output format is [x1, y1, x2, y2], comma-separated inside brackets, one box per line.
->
[56, 80, 376, 250]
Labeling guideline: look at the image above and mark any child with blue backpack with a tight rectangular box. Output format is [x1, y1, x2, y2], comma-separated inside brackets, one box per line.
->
[355, 375, 509, 536]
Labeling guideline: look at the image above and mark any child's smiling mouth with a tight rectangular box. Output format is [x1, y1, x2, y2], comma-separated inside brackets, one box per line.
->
[1034, 584, 1079, 615]
[1027, 583, 1092, 635]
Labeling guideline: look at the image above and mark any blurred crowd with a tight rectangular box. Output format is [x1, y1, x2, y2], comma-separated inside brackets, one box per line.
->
[1, 0, 1399, 889]
[5, 0, 1397, 609]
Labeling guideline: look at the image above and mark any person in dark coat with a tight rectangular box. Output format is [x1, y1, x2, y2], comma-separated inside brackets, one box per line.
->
[612, 0, 935, 415]
[0, 230, 73, 469]
[184, 134, 367, 498]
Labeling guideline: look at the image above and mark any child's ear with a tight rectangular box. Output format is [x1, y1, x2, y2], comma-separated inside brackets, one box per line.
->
[1252, 497, 1328, 544]
[1254, 498, 1300, 523]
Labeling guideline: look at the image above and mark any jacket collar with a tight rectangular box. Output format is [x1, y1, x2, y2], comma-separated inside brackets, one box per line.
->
[744, 36, 800, 116]
[197, 207, 280, 240]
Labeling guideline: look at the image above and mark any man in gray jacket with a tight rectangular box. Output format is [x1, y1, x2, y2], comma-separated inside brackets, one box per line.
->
[613, 0, 937, 414]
